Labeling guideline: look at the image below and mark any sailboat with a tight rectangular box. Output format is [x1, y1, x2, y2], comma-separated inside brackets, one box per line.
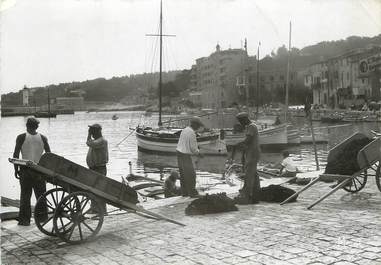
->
[135, 0, 227, 155]
[35, 87, 57, 118]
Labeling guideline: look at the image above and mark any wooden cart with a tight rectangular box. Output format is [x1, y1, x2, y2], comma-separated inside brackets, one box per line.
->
[281, 133, 381, 209]
[9, 153, 184, 244]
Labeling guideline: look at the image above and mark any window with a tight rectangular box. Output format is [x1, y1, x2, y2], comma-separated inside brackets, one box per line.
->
[280, 75, 284, 81]
[270, 76, 274, 81]
[347, 72, 350, 80]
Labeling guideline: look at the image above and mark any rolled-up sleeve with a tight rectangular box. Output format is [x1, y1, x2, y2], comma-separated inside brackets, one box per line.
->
[86, 138, 105, 149]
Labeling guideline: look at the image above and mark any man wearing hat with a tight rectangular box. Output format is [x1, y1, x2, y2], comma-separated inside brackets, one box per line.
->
[235, 112, 261, 204]
[176, 117, 203, 197]
[13, 117, 51, 226]
[86, 123, 109, 213]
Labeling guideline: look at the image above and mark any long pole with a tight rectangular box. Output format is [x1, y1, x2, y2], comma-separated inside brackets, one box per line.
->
[47, 87, 51, 114]
[256, 42, 260, 115]
[158, 0, 163, 126]
[285, 21, 291, 123]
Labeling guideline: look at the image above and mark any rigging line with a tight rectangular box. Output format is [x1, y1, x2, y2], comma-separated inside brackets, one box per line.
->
[150, 21, 161, 74]
[167, 37, 179, 70]
[164, 38, 171, 72]
[162, 14, 178, 70]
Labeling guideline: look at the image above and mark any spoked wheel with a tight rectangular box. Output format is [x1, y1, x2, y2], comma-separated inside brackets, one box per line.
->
[342, 171, 367, 193]
[376, 163, 381, 192]
[53, 191, 104, 244]
[34, 188, 69, 236]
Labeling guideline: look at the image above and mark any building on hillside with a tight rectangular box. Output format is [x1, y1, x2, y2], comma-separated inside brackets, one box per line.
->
[304, 45, 381, 108]
[54, 97, 84, 110]
[247, 66, 301, 105]
[189, 44, 249, 108]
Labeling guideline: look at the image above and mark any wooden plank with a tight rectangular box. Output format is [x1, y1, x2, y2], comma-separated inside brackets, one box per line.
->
[307, 178, 352, 210]
[127, 174, 163, 184]
[280, 176, 321, 205]
[1, 196, 20, 208]
[9, 157, 185, 227]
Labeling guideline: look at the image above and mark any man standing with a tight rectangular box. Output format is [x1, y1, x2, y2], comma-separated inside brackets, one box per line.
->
[86, 123, 108, 213]
[13, 117, 51, 226]
[176, 117, 203, 197]
[234, 112, 261, 204]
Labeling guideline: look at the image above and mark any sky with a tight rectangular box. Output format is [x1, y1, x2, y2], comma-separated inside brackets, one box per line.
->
[0, 0, 380, 94]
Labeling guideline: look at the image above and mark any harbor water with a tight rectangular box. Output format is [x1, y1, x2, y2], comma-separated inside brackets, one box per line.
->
[1, 111, 381, 200]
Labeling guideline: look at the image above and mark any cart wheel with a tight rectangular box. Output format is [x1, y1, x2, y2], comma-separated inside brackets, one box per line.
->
[53, 191, 104, 244]
[342, 172, 367, 193]
[376, 164, 381, 192]
[34, 188, 69, 236]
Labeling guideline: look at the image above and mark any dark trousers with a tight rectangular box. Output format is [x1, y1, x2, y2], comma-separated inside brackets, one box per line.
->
[19, 169, 46, 224]
[177, 152, 198, 196]
[89, 165, 107, 213]
[240, 156, 261, 202]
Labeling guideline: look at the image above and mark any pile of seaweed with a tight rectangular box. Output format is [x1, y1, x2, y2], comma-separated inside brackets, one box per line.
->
[324, 138, 372, 175]
[185, 193, 238, 216]
[259, 185, 297, 203]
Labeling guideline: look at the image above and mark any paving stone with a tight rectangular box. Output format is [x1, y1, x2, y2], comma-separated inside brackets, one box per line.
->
[2, 181, 381, 265]
[233, 250, 256, 258]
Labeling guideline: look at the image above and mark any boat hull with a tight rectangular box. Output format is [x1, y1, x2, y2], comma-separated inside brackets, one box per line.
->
[287, 130, 301, 145]
[224, 124, 288, 148]
[136, 131, 227, 155]
[300, 134, 328, 144]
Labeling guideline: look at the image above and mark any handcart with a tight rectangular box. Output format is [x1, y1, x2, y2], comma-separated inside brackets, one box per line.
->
[9, 153, 184, 245]
[281, 133, 381, 209]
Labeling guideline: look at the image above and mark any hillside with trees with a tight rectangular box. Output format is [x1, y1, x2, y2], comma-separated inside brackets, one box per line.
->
[1, 71, 179, 106]
[253, 34, 381, 105]
[2, 34, 380, 107]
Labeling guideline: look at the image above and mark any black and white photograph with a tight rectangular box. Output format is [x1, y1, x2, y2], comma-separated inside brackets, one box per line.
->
[1, 0, 381, 264]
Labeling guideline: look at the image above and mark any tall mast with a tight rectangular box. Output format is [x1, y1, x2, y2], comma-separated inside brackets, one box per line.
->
[284, 21, 291, 122]
[47, 87, 51, 114]
[146, 0, 175, 126]
[244, 38, 249, 107]
[158, 0, 163, 126]
[256, 42, 260, 115]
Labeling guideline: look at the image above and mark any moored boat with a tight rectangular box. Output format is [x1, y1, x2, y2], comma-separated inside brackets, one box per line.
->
[320, 113, 343, 123]
[34, 111, 57, 118]
[287, 129, 301, 145]
[223, 124, 288, 148]
[300, 133, 328, 144]
[136, 127, 227, 155]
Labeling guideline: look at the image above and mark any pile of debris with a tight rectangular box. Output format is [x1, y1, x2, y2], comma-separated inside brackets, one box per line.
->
[185, 193, 238, 215]
[259, 185, 297, 203]
[324, 138, 372, 175]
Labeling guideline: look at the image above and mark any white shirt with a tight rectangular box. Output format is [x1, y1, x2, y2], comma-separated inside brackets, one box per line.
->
[176, 127, 199, 155]
[21, 132, 44, 163]
[281, 157, 297, 172]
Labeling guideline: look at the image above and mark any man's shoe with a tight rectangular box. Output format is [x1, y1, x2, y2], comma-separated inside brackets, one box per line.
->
[234, 195, 251, 205]
[17, 221, 30, 226]
[190, 194, 203, 198]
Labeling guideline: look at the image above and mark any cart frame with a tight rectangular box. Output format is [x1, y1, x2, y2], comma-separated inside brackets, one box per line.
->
[9, 153, 184, 244]
[280, 133, 381, 209]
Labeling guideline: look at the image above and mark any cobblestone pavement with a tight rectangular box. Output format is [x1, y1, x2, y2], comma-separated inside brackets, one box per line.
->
[2, 178, 381, 265]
